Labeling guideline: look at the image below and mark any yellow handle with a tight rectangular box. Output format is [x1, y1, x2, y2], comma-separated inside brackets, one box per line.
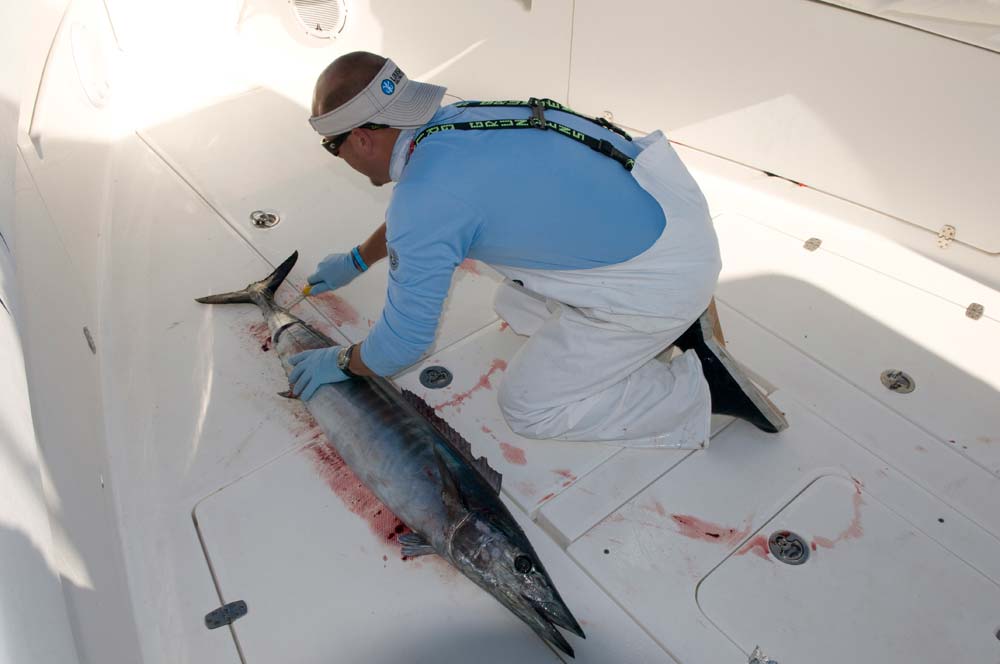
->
[301, 285, 312, 297]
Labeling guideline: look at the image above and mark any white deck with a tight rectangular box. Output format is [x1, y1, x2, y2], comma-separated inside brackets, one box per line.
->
[7, 3, 1000, 663]
[29, 87, 990, 663]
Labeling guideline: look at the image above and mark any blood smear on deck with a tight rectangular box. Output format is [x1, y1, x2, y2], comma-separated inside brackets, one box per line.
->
[434, 359, 508, 412]
[312, 291, 360, 327]
[736, 535, 771, 561]
[500, 442, 527, 465]
[305, 442, 411, 549]
[670, 513, 750, 547]
[247, 321, 271, 352]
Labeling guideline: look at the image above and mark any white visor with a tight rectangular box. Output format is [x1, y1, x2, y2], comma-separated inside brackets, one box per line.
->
[309, 59, 447, 136]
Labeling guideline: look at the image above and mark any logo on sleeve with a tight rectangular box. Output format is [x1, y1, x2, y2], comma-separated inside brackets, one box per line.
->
[388, 246, 399, 271]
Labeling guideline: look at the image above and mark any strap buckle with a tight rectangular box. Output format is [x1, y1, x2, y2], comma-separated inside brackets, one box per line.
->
[528, 97, 547, 130]
[596, 116, 633, 141]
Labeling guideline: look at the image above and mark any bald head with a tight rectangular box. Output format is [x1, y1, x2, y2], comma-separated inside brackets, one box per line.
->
[312, 51, 387, 117]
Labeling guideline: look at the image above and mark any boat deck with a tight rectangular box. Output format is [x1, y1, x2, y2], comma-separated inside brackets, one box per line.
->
[17, 83, 1000, 663]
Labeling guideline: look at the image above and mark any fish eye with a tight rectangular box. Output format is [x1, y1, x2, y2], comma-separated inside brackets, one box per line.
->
[514, 554, 533, 574]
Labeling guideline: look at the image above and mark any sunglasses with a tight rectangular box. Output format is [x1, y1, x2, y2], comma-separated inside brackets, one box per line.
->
[321, 123, 390, 157]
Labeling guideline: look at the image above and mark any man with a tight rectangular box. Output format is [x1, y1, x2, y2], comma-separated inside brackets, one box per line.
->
[289, 51, 787, 446]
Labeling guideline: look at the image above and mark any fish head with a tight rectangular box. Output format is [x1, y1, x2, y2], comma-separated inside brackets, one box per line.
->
[449, 508, 585, 657]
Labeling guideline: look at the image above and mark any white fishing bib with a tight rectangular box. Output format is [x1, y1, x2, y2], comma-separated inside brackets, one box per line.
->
[493, 131, 722, 448]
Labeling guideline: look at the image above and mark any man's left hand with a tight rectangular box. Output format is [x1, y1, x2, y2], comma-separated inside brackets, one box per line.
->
[289, 347, 351, 400]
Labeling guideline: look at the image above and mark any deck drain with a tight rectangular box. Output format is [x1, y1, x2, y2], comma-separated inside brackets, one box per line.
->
[250, 209, 280, 229]
[881, 369, 915, 394]
[420, 366, 453, 389]
[768, 530, 809, 565]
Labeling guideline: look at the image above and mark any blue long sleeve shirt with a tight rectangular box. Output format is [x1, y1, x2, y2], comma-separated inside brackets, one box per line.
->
[360, 102, 666, 376]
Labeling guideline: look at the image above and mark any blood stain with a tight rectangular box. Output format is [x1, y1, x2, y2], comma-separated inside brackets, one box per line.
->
[670, 514, 750, 546]
[312, 291, 360, 327]
[500, 442, 527, 465]
[538, 492, 556, 504]
[304, 442, 411, 552]
[480, 425, 528, 465]
[736, 535, 771, 561]
[515, 480, 537, 497]
[812, 490, 864, 550]
[552, 469, 577, 488]
[434, 359, 508, 411]
[247, 321, 271, 351]
[642, 501, 667, 517]
[499, 321, 510, 332]
[457, 259, 481, 276]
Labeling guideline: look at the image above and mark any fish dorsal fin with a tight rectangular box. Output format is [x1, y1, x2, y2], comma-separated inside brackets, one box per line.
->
[401, 389, 503, 494]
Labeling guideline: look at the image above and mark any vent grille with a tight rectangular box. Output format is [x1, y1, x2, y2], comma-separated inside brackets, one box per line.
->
[291, 0, 346, 38]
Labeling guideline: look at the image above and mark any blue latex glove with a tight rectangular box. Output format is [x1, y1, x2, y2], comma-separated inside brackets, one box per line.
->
[307, 252, 362, 295]
[289, 347, 351, 400]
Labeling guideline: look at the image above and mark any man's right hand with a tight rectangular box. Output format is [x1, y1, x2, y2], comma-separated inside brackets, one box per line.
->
[307, 252, 362, 295]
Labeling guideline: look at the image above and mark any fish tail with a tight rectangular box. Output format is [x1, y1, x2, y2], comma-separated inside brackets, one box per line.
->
[195, 251, 298, 305]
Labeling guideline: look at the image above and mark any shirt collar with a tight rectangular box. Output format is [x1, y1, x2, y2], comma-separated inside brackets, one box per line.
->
[388, 128, 418, 182]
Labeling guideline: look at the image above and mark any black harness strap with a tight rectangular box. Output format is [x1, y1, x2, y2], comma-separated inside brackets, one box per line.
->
[412, 97, 637, 172]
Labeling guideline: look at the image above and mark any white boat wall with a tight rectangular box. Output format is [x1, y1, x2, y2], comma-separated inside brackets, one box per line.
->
[2, 1, 999, 663]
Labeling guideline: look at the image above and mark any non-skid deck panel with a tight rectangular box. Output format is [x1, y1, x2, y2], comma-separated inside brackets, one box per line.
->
[539, 241, 999, 550]
[194, 438, 673, 664]
[567, 392, 1000, 664]
[713, 212, 1000, 478]
[393, 321, 729, 524]
[393, 320, 621, 516]
[100, 136, 387, 664]
[712, 300, 1000, 566]
[687, 155, 1000, 321]
[699, 475, 1000, 663]
[535, 412, 736, 547]
[139, 87, 504, 362]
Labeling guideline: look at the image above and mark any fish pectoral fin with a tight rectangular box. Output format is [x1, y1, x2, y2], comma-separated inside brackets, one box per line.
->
[398, 532, 435, 557]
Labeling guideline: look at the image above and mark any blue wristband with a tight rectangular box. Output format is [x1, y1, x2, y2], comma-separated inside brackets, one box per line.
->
[351, 246, 369, 272]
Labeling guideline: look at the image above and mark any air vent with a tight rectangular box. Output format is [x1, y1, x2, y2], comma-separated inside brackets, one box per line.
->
[291, 0, 347, 39]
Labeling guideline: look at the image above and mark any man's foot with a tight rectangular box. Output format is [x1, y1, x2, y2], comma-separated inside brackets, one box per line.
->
[675, 308, 789, 433]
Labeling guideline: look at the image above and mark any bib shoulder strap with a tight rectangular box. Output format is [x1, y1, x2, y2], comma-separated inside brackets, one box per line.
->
[413, 97, 636, 171]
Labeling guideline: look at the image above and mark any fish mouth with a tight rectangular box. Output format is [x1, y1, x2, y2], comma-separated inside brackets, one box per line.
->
[519, 594, 586, 658]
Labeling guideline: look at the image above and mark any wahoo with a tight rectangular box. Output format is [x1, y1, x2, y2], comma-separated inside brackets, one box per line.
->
[196, 252, 585, 657]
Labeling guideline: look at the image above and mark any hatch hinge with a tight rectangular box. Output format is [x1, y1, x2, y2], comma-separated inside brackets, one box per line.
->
[937, 224, 956, 248]
[204, 600, 248, 630]
[749, 645, 779, 664]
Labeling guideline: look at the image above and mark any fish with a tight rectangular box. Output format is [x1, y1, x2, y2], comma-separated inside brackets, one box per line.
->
[196, 251, 585, 657]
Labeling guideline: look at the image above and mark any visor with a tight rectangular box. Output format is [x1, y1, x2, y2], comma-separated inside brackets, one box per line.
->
[309, 59, 447, 136]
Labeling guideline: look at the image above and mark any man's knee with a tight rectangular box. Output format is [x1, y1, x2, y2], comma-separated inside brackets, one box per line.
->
[498, 379, 546, 438]
[498, 379, 574, 439]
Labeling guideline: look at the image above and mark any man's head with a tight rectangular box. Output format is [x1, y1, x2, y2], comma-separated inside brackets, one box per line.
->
[310, 52, 446, 186]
